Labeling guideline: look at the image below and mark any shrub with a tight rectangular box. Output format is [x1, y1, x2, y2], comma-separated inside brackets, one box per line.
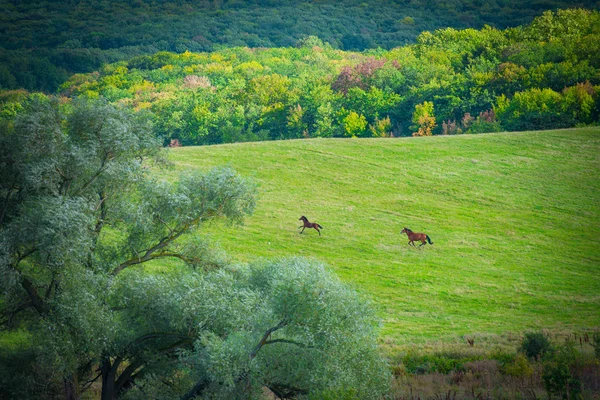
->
[502, 353, 533, 379]
[412, 101, 436, 136]
[592, 332, 600, 359]
[442, 119, 460, 135]
[521, 332, 552, 360]
[343, 111, 368, 137]
[369, 116, 392, 137]
[542, 342, 582, 400]
[494, 88, 578, 131]
[400, 353, 478, 375]
[466, 110, 503, 134]
[461, 112, 474, 131]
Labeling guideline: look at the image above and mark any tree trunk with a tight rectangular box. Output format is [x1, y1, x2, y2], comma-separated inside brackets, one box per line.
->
[101, 358, 120, 400]
[63, 374, 79, 400]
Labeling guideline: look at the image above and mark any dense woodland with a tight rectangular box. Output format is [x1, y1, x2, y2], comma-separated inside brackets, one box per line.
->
[0, 0, 599, 92]
[31, 8, 600, 144]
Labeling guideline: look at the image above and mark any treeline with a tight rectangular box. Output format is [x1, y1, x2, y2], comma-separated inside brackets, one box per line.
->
[50, 9, 600, 145]
[1, 0, 599, 92]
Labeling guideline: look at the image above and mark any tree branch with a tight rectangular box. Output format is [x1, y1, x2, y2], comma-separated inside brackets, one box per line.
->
[115, 358, 145, 393]
[181, 378, 209, 400]
[180, 320, 294, 400]
[21, 277, 46, 315]
[0, 301, 33, 329]
[266, 383, 309, 399]
[0, 178, 19, 226]
[140, 251, 220, 270]
[15, 247, 38, 267]
[80, 372, 102, 393]
[250, 319, 289, 360]
[264, 338, 310, 348]
[94, 191, 108, 234]
[129, 332, 193, 348]
[112, 214, 210, 276]
[72, 153, 112, 197]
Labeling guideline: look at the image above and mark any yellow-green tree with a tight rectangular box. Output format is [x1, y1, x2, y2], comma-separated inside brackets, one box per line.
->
[342, 111, 367, 137]
[411, 101, 436, 136]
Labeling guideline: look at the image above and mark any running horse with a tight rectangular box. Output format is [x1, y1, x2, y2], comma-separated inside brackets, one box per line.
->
[298, 216, 323, 236]
[401, 227, 433, 246]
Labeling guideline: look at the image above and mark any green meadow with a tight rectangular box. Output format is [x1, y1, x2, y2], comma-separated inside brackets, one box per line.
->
[168, 128, 600, 350]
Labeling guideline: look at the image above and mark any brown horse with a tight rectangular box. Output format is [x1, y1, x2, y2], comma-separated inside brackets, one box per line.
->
[401, 227, 433, 246]
[299, 216, 323, 236]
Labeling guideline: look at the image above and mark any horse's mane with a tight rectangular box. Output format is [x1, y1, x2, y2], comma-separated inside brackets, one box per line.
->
[404, 227, 413, 232]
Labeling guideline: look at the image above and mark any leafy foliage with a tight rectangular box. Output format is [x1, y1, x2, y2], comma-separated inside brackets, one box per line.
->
[0, 96, 388, 399]
[412, 101, 436, 136]
[541, 341, 583, 400]
[521, 332, 553, 360]
[46, 9, 600, 145]
[1, 1, 596, 92]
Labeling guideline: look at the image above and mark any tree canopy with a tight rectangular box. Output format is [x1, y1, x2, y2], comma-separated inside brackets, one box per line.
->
[44, 9, 600, 144]
[1, 0, 597, 92]
[0, 96, 389, 399]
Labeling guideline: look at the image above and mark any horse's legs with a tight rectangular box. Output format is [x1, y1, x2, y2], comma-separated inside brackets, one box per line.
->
[300, 226, 305, 234]
[315, 227, 321, 236]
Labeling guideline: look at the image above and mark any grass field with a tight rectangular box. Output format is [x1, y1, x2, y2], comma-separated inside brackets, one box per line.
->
[167, 128, 600, 351]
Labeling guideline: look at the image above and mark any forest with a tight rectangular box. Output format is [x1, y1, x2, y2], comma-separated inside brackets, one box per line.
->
[0, 0, 599, 92]
[40, 8, 600, 145]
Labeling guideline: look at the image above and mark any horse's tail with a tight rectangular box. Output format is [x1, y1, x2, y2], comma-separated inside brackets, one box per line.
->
[317, 224, 323, 229]
[426, 235, 433, 245]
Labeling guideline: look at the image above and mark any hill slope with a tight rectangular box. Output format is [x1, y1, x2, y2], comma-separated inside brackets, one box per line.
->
[2, 0, 598, 92]
[168, 129, 600, 347]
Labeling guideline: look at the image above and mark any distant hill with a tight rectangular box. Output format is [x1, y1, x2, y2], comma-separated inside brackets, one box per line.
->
[167, 127, 600, 347]
[51, 9, 600, 145]
[1, 0, 599, 92]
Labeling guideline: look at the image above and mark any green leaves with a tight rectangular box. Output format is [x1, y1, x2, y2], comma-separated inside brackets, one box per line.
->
[0, 97, 265, 399]
[54, 8, 600, 142]
[171, 258, 390, 400]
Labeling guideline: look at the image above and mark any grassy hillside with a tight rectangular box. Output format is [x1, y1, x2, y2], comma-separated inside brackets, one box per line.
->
[168, 128, 600, 350]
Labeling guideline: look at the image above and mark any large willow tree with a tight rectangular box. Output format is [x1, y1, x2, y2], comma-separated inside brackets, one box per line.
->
[0, 96, 389, 399]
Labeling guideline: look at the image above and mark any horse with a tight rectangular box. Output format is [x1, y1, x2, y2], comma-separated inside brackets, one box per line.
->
[298, 216, 323, 236]
[400, 227, 433, 246]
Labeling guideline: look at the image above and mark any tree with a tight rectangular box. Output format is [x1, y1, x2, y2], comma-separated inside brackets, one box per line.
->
[411, 101, 436, 136]
[494, 88, 577, 131]
[0, 95, 255, 399]
[169, 258, 390, 400]
[369, 116, 393, 137]
[0, 96, 389, 399]
[342, 111, 368, 137]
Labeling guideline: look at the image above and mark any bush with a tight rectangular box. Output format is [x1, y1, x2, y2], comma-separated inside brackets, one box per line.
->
[400, 352, 480, 375]
[592, 332, 600, 359]
[494, 88, 580, 131]
[521, 331, 552, 360]
[466, 110, 503, 134]
[542, 341, 582, 400]
[502, 353, 533, 379]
